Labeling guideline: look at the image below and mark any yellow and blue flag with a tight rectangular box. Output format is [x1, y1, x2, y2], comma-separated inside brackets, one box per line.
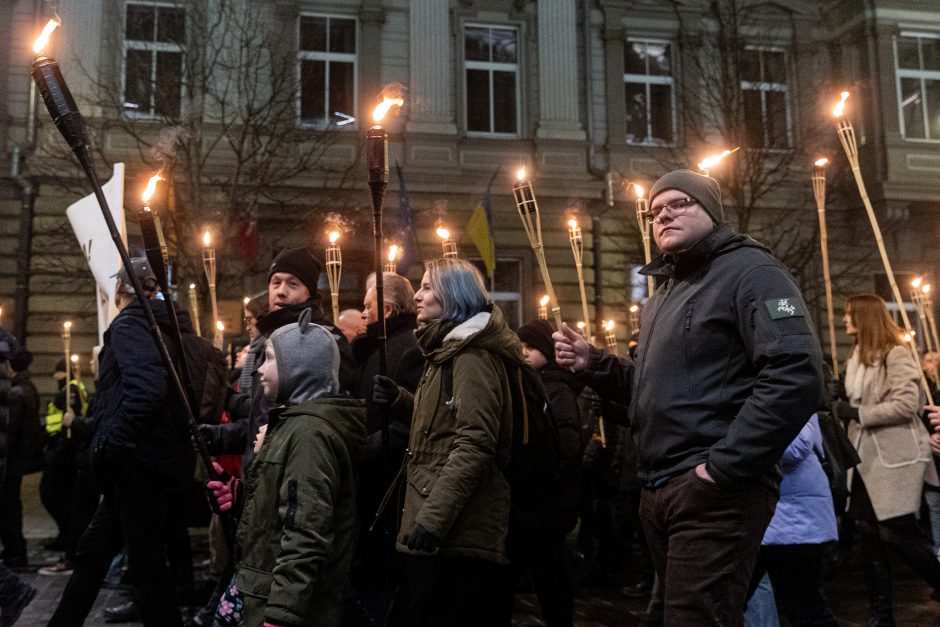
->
[467, 169, 498, 278]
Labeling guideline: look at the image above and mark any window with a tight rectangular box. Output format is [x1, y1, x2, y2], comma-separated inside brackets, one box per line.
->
[740, 48, 790, 148]
[464, 25, 520, 136]
[895, 35, 940, 140]
[469, 258, 523, 327]
[123, 2, 185, 117]
[298, 15, 357, 127]
[624, 41, 675, 145]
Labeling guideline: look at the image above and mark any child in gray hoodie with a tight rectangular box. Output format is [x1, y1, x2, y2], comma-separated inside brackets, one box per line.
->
[207, 310, 366, 627]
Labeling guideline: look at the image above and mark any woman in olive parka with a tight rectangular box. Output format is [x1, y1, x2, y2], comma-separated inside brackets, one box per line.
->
[374, 258, 523, 627]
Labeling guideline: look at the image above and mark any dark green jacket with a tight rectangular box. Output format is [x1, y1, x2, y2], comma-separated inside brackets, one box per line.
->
[392, 306, 522, 563]
[235, 397, 366, 627]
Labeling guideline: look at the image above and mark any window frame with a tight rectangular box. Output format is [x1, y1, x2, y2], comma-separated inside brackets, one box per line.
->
[295, 12, 359, 130]
[739, 46, 793, 150]
[121, 0, 186, 119]
[463, 22, 522, 139]
[622, 38, 677, 147]
[894, 32, 940, 143]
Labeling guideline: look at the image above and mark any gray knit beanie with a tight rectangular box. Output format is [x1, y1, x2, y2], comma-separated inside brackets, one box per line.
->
[649, 170, 724, 224]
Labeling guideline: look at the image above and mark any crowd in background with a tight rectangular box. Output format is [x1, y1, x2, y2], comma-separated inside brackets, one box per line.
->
[1, 169, 940, 627]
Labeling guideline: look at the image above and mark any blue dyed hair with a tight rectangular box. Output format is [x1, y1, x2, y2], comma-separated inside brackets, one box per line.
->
[426, 258, 490, 324]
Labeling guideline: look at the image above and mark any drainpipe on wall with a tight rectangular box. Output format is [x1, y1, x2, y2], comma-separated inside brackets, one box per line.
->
[11, 143, 36, 345]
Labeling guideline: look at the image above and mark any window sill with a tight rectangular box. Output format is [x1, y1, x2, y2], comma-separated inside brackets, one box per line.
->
[465, 131, 521, 140]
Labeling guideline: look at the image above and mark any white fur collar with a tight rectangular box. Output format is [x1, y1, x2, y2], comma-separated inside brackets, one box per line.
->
[443, 311, 490, 342]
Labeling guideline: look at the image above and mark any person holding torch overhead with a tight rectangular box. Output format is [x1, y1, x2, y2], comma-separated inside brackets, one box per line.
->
[553, 169, 823, 626]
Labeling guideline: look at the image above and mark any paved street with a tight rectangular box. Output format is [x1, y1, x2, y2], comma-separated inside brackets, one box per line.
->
[12, 473, 940, 626]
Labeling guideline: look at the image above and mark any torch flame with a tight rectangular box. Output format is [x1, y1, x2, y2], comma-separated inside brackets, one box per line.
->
[604, 320, 615, 332]
[141, 174, 161, 203]
[567, 218, 579, 230]
[576, 321, 585, 330]
[216, 320, 224, 332]
[833, 91, 850, 118]
[373, 96, 404, 123]
[388, 244, 399, 262]
[516, 167, 527, 181]
[924, 284, 931, 295]
[32, 18, 60, 54]
[202, 230, 211, 247]
[629, 304, 639, 313]
[436, 227, 450, 241]
[539, 295, 550, 307]
[913, 277, 923, 289]
[70, 354, 79, 363]
[698, 147, 739, 172]
[243, 296, 250, 306]
[633, 183, 645, 199]
[63, 321, 72, 330]
[329, 230, 340, 245]
[814, 157, 829, 168]
[903, 332, 913, 343]
[189, 283, 196, 290]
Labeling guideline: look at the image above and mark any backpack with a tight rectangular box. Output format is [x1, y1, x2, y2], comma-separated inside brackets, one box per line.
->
[441, 358, 561, 498]
[813, 410, 861, 500]
[178, 333, 227, 425]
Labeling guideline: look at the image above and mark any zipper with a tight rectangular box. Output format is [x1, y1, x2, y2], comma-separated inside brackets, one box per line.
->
[685, 308, 693, 331]
[635, 277, 675, 387]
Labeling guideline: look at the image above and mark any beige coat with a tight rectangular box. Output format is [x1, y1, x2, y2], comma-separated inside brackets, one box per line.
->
[846, 345, 936, 521]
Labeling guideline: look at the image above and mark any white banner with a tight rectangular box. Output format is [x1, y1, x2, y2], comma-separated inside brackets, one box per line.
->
[66, 163, 127, 343]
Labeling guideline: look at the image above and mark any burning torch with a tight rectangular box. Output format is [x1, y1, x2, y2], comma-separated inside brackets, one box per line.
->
[367, 83, 403, 495]
[188, 283, 201, 336]
[513, 167, 563, 328]
[567, 215, 591, 340]
[812, 158, 840, 378]
[831, 92, 932, 402]
[537, 295, 549, 321]
[384, 244, 401, 274]
[29, 17, 232, 544]
[437, 225, 457, 259]
[603, 320, 617, 355]
[326, 230, 343, 324]
[201, 229, 219, 343]
[697, 148, 739, 177]
[633, 184, 654, 298]
[912, 278, 937, 352]
[62, 321, 72, 438]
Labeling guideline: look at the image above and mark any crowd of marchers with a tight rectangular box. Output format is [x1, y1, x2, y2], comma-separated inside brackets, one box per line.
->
[2, 169, 940, 627]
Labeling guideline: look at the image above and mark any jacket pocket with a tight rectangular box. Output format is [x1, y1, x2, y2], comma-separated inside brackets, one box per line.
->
[407, 460, 445, 498]
[236, 565, 273, 599]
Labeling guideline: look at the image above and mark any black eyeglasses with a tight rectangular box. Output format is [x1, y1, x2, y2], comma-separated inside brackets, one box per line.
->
[644, 197, 698, 224]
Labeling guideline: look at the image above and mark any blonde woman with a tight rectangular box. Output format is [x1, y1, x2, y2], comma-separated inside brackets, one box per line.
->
[835, 294, 940, 625]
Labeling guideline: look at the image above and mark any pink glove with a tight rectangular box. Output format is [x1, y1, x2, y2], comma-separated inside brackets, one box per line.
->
[205, 462, 243, 515]
[263, 622, 285, 627]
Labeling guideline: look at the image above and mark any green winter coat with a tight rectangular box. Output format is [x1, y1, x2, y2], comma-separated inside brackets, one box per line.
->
[235, 397, 366, 627]
[392, 306, 522, 564]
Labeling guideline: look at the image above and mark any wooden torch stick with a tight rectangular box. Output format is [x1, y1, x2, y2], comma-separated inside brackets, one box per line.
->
[812, 158, 840, 379]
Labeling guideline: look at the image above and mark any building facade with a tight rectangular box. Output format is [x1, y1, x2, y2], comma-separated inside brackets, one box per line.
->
[1, 0, 938, 395]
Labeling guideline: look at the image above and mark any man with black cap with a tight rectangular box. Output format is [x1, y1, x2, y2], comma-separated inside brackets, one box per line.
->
[50, 258, 195, 627]
[201, 246, 355, 474]
[554, 170, 823, 625]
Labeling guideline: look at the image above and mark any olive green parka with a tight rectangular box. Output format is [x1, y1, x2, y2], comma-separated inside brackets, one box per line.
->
[391, 306, 523, 564]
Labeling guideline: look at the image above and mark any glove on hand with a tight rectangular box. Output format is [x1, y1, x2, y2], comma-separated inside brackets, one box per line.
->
[372, 375, 400, 406]
[205, 462, 243, 515]
[833, 400, 860, 423]
[826, 377, 847, 406]
[405, 523, 440, 553]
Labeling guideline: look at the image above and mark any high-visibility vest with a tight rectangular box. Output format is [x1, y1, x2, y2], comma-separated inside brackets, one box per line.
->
[45, 379, 89, 435]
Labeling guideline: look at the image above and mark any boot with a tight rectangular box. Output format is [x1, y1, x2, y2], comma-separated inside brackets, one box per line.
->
[861, 557, 895, 627]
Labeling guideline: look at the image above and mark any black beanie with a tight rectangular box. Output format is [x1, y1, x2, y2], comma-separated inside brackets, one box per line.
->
[10, 349, 33, 371]
[55, 358, 68, 373]
[649, 169, 724, 224]
[268, 247, 322, 296]
[517, 319, 556, 363]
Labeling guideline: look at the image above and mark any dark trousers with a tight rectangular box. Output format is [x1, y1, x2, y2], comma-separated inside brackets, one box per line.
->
[0, 562, 28, 608]
[0, 472, 26, 558]
[639, 468, 776, 627]
[748, 544, 838, 627]
[40, 442, 76, 541]
[65, 467, 99, 563]
[387, 555, 509, 627]
[48, 474, 184, 627]
[494, 527, 575, 627]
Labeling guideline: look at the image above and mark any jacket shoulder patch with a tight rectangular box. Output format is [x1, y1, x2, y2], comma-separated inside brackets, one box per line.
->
[764, 298, 803, 319]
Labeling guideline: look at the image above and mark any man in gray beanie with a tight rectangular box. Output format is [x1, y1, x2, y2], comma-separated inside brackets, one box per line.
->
[554, 169, 823, 625]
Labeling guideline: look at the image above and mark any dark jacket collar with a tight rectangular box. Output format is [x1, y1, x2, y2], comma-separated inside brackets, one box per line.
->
[257, 298, 327, 335]
[351, 313, 417, 362]
[640, 223, 768, 279]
